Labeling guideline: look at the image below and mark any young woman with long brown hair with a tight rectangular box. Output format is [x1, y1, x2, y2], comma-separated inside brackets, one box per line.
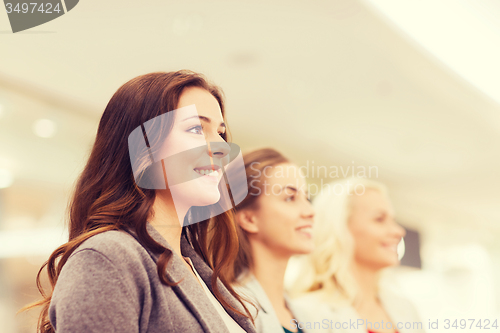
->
[230, 148, 320, 333]
[23, 70, 256, 333]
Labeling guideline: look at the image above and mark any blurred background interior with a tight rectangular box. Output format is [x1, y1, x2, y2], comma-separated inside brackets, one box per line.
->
[1, 0, 500, 332]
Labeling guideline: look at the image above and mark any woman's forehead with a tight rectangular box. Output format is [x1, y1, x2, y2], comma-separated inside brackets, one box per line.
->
[177, 87, 223, 122]
[351, 189, 393, 213]
[265, 164, 307, 188]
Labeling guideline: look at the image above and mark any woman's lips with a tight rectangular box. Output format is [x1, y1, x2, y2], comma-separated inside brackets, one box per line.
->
[194, 164, 221, 176]
[194, 168, 220, 177]
[193, 167, 222, 183]
[296, 225, 313, 237]
[381, 243, 398, 253]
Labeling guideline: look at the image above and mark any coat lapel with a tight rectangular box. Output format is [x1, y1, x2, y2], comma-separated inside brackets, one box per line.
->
[129, 223, 231, 333]
[181, 237, 257, 333]
[237, 273, 305, 333]
[286, 295, 311, 333]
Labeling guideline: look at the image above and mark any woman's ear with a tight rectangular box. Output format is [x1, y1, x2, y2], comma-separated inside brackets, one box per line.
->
[235, 209, 259, 234]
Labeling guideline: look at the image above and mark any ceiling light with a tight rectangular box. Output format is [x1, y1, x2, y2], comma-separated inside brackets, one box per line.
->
[363, 0, 500, 105]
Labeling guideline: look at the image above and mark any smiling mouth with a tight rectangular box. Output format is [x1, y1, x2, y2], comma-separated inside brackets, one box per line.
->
[193, 165, 221, 177]
[382, 244, 398, 253]
[296, 225, 313, 237]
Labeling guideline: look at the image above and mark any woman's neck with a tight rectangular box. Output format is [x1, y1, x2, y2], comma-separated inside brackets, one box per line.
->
[250, 241, 290, 310]
[149, 191, 185, 256]
[351, 261, 380, 308]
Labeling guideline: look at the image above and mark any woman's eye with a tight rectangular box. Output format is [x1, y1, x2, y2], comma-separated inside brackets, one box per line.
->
[187, 125, 203, 135]
[285, 195, 295, 202]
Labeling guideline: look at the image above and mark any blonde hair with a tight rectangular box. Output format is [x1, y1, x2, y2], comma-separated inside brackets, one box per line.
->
[290, 177, 388, 308]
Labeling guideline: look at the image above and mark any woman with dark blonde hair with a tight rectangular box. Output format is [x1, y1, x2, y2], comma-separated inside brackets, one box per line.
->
[22, 70, 255, 333]
[230, 148, 322, 333]
[290, 178, 424, 333]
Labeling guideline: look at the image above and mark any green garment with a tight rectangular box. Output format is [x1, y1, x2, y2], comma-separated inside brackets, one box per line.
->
[283, 326, 303, 333]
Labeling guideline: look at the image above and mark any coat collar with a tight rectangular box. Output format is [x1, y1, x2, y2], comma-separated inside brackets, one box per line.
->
[236, 272, 309, 333]
[236, 272, 273, 315]
[129, 223, 256, 333]
[181, 237, 257, 333]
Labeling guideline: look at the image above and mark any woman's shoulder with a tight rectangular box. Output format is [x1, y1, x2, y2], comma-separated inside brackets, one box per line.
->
[52, 229, 156, 303]
[233, 273, 261, 309]
[233, 272, 271, 311]
[233, 274, 286, 333]
[290, 292, 357, 322]
[50, 230, 151, 332]
[292, 291, 322, 304]
[292, 291, 336, 310]
[234, 273, 259, 292]
[287, 293, 341, 333]
[379, 289, 424, 327]
[70, 229, 148, 262]
[58, 229, 156, 290]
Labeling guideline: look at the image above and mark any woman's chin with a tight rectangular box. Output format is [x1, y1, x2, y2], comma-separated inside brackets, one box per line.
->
[376, 259, 399, 270]
[193, 192, 221, 207]
[171, 180, 222, 207]
[299, 244, 315, 255]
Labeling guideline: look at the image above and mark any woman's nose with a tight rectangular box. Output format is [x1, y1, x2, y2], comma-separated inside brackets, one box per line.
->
[207, 140, 230, 159]
[301, 199, 315, 220]
[392, 222, 406, 238]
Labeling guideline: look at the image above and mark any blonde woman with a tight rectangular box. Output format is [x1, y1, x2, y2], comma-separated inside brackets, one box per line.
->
[290, 178, 425, 333]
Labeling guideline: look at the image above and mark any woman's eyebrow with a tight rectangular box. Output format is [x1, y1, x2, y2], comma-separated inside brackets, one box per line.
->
[282, 186, 298, 194]
[181, 115, 225, 128]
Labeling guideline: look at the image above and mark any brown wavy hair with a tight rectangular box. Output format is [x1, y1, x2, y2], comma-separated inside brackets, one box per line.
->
[21, 70, 252, 332]
[231, 148, 289, 280]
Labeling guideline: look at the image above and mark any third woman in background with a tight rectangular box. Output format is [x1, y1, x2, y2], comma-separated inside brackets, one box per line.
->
[290, 178, 425, 333]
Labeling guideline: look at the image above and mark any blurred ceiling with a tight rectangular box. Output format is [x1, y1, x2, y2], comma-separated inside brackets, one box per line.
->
[0, 0, 499, 250]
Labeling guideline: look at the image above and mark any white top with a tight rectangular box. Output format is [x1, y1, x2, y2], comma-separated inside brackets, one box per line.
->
[294, 290, 426, 333]
[184, 257, 247, 333]
[233, 272, 325, 333]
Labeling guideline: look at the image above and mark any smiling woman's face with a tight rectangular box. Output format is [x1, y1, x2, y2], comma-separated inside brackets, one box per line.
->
[247, 163, 315, 257]
[158, 86, 229, 220]
[348, 189, 406, 270]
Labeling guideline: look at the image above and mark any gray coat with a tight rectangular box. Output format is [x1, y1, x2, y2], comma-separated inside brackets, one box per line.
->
[49, 223, 257, 333]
